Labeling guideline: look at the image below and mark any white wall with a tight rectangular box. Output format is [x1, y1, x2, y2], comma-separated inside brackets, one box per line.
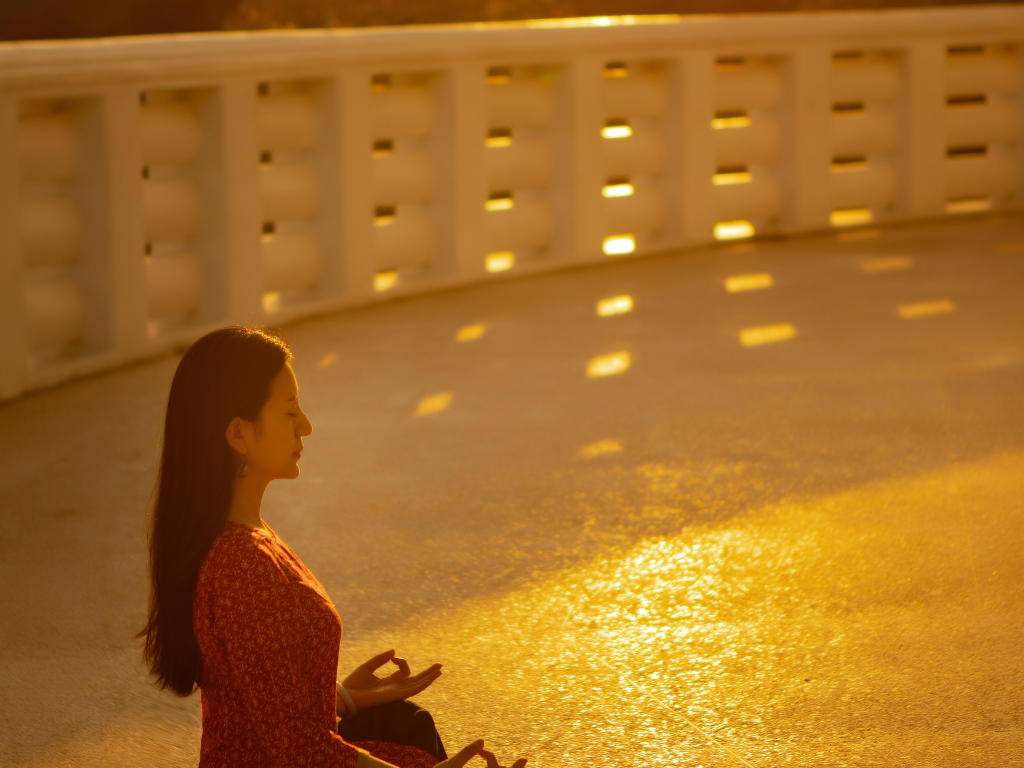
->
[1, 8, 1023, 399]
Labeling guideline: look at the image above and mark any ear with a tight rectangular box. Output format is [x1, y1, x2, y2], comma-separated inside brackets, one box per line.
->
[224, 416, 253, 456]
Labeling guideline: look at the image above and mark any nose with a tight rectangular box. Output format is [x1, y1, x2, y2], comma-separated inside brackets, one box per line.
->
[299, 409, 313, 437]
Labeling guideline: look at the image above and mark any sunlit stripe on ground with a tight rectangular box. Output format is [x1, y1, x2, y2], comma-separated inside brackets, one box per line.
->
[317, 353, 337, 369]
[456, 324, 486, 342]
[596, 295, 633, 317]
[602, 234, 635, 255]
[740, 323, 797, 346]
[577, 438, 624, 459]
[725, 273, 772, 292]
[898, 299, 956, 318]
[262, 290, 281, 313]
[861, 256, 912, 272]
[946, 197, 990, 214]
[486, 251, 514, 272]
[414, 392, 453, 416]
[831, 207, 873, 227]
[714, 220, 754, 240]
[587, 352, 631, 378]
[374, 270, 398, 292]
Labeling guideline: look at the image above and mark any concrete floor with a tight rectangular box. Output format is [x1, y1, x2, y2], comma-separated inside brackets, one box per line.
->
[1, 215, 1023, 767]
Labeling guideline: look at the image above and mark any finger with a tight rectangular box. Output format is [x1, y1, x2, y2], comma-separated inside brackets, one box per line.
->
[390, 656, 411, 680]
[410, 662, 443, 678]
[478, 748, 499, 768]
[446, 739, 485, 768]
[397, 671, 442, 697]
[511, 760, 528, 768]
[360, 649, 395, 671]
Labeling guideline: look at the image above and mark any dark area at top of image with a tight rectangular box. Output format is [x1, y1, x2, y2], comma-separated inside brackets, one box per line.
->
[0, 0, 1015, 43]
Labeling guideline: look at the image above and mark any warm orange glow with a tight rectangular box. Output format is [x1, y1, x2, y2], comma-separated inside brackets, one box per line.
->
[317, 353, 337, 369]
[485, 252, 514, 272]
[946, 197, 990, 214]
[725, 273, 773, 292]
[456, 324, 486, 342]
[898, 300, 956, 318]
[578, 438, 624, 459]
[740, 323, 796, 346]
[587, 352, 631, 378]
[415, 392, 453, 416]
[597, 295, 633, 317]
[485, 192, 514, 212]
[861, 257, 912, 272]
[374, 270, 398, 292]
[714, 220, 755, 240]
[603, 235, 636, 255]
[262, 291, 281, 314]
[831, 208, 873, 227]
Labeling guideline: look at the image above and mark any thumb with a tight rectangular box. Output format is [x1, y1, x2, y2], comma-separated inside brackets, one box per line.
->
[443, 738, 485, 768]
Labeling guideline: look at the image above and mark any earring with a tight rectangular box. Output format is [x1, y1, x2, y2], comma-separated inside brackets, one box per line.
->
[238, 460, 249, 478]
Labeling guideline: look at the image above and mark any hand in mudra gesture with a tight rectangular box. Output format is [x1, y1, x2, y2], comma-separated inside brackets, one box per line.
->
[438, 739, 528, 768]
[342, 650, 528, 768]
[341, 649, 442, 711]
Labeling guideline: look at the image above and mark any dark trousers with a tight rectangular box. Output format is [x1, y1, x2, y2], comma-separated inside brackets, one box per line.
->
[338, 700, 448, 762]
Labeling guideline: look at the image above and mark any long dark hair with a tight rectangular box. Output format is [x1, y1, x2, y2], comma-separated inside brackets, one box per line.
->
[137, 326, 291, 696]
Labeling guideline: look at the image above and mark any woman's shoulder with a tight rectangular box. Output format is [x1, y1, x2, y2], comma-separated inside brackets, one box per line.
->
[197, 521, 292, 593]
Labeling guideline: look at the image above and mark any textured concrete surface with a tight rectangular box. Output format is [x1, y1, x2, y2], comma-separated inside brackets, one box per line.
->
[1, 215, 1023, 767]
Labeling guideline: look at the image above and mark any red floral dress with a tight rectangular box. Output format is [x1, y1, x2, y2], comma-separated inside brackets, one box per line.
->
[193, 520, 438, 768]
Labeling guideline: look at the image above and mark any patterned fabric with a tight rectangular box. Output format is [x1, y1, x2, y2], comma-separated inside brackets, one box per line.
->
[193, 521, 438, 768]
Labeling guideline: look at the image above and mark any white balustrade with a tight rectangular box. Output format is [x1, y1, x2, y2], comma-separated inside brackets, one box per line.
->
[146, 253, 203, 320]
[832, 60, 901, 103]
[141, 103, 200, 166]
[604, 73, 666, 118]
[257, 94, 318, 151]
[604, 188, 666, 235]
[143, 178, 200, 242]
[832, 111, 898, 156]
[947, 154, 1018, 198]
[20, 197, 81, 267]
[370, 86, 433, 139]
[373, 151, 434, 204]
[1, 7, 1023, 398]
[714, 119, 781, 167]
[832, 164, 898, 209]
[946, 51, 1019, 95]
[945, 102, 1018, 146]
[603, 129, 665, 178]
[487, 139, 551, 191]
[715, 63, 783, 111]
[17, 115, 77, 183]
[24, 278, 85, 351]
[259, 163, 320, 222]
[262, 232, 322, 293]
[374, 213, 436, 271]
[485, 200, 552, 252]
[489, 80, 552, 127]
[714, 176, 782, 221]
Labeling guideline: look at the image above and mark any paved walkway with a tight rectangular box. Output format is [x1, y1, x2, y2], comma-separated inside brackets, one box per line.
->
[2, 215, 1023, 767]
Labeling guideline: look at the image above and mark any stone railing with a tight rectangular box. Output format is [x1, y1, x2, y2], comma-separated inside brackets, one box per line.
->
[2, 7, 1023, 399]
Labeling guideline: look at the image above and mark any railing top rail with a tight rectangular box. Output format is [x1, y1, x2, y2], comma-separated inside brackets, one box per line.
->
[3, 6, 1024, 89]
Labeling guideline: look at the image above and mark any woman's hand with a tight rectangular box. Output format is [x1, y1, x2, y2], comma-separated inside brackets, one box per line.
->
[341, 649, 442, 712]
[436, 739, 527, 768]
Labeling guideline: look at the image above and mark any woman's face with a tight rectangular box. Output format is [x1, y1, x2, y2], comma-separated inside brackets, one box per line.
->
[245, 362, 313, 481]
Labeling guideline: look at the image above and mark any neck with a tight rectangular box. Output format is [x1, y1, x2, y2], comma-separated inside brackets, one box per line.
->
[227, 473, 271, 531]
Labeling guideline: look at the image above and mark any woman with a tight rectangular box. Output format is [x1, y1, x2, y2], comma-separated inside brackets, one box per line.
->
[138, 327, 526, 768]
